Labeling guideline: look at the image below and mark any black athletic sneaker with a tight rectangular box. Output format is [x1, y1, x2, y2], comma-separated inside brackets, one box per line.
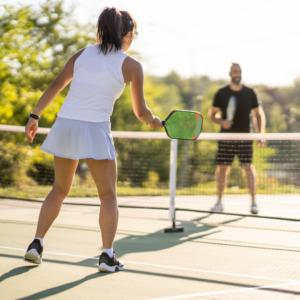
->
[98, 251, 124, 272]
[23, 239, 43, 265]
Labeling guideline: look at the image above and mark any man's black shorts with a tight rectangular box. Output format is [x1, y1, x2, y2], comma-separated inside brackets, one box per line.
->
[216, 140, 253, 165]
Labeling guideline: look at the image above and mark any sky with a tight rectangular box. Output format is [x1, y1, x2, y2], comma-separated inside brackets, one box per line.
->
[6, 0, 300, 87]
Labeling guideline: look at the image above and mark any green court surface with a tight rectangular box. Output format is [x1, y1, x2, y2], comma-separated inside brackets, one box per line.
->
[0, 200, 300, 300]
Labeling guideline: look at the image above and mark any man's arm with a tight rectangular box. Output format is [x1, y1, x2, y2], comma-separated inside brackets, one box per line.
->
[252, 105, 266, 133]
[208, 106, 233, 130]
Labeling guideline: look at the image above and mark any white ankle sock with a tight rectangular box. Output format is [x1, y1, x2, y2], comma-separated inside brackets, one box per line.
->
[102, 248, 113, 258]
[34, 237, 44, 247]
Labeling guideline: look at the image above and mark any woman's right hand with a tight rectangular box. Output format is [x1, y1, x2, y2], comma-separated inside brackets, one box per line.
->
[25, 118, 39, 143]
[148, 116, 163, 129]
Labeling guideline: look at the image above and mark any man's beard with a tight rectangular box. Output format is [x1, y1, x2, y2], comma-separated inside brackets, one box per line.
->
[232, 77, 241, 85]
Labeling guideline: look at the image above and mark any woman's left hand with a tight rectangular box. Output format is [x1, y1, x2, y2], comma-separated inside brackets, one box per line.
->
[25, 118, 39, 143]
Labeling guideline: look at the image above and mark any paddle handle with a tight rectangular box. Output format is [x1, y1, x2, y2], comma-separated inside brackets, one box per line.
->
[146, 119, 166, 126]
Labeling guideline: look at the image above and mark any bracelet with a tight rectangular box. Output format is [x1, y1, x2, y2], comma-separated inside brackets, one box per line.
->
[28, 113, 40, 121]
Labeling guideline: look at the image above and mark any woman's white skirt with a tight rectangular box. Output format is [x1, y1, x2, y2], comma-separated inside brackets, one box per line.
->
[41, 117, 117, 160]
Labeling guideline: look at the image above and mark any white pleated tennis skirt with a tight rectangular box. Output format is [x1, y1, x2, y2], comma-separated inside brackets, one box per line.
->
[41, 117, 117, 160]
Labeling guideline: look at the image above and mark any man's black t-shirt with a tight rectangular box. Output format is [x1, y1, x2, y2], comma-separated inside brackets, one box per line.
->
[213, 85, 259, 133]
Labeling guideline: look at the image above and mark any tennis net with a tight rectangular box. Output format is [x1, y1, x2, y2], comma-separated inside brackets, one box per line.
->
[0, 125, 300, 231]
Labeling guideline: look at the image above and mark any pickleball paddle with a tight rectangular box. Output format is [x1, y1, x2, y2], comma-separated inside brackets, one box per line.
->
[162, 110, 203, 140]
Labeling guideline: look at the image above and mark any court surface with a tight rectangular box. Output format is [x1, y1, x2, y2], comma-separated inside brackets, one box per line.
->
[0, 200, 300, 300]
[44, 194, 300, 220]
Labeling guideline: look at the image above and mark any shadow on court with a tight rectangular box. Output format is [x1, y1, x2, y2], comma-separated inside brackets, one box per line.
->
[16, 273, 112, 300]
[1, 214, 299, 299]
[114, 215, 239, 257]
[0, 266, 38, 283]
[0, 253, 253, 290]
[1, 254, 299, 299]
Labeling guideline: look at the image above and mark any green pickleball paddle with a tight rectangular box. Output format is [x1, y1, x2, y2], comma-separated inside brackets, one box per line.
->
[162, 110, 203, 140]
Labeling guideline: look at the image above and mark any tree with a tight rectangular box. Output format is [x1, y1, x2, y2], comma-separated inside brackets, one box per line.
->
[0, 1, 94, 127]
[111, 76, 183, 132]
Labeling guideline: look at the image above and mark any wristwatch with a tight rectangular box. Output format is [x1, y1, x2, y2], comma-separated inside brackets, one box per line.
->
[28, 113, 40, 121]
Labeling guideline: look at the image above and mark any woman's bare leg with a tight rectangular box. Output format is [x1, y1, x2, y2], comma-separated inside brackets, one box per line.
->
[85, 159, 118, 249]
[35, 156, 78, 238]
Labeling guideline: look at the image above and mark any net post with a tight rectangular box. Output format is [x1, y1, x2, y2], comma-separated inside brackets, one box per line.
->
[169, 138, 177, 220]
[165, 139, 183, 233]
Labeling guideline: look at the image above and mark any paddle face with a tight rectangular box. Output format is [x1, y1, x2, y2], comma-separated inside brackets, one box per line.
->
[162, 110, 203, 140]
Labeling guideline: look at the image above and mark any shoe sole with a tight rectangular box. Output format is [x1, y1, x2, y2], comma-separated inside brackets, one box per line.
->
[23, 249, 42, 265]
[98, 262, 124, 273]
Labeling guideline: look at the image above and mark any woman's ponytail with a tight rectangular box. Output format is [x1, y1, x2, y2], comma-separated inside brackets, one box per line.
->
[96, 7, 137, 54]
[96, 7, 123, 54]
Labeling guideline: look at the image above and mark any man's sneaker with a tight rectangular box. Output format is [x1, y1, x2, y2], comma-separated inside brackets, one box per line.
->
[98, 251, 124, 273]
[251, 202, 259, 214]
[23, 239, 43, 265]
[211, 200, 223, 212]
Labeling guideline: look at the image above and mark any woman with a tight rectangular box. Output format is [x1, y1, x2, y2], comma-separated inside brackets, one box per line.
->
[23, 7, 162, 272]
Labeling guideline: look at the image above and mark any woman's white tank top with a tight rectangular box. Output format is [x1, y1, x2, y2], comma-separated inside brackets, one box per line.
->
[57, 45, 128, 122]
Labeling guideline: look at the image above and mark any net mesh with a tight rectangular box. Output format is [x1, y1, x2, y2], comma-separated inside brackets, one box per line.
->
[0, 125, 300, 231]
[177, 138, 300, 218]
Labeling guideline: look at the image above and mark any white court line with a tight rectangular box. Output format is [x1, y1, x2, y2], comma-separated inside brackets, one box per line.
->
[147, 282, 300, 300]
[1, 246, 299, 285]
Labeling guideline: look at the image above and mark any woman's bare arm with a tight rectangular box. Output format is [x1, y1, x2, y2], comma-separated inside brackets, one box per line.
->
[32, 49, 85, 116]
[122, 56, 162, 129]
[25, 49, 85, 142]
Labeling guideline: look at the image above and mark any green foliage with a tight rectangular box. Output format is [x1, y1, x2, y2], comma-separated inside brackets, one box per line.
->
[111, 76, 184, 132]
[160, 72, 227, 133]
[1, 0, 300, 197]
[27, 147, 54, 185]
[200, 86, 221, 133]
[114, 139, 170, 187]
[0, 1, 94, 127]
[178, 140, 217, 187]
[269, 103, 288, 133]
[111, 85, 143, 132]
[0, 141, 32, 187]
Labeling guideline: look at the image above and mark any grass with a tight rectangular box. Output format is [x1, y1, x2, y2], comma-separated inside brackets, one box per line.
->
[1, 180, 300, 199]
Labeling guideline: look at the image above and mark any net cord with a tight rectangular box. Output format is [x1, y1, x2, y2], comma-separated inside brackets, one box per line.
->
[1, 124, 299, 140]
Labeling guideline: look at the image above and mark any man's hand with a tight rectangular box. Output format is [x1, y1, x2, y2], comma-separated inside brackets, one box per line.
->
[221, 120, 234, 130]
[147, 116, 163, 129]
[25, 118, 39, 143]
[257, 140, 265, 148]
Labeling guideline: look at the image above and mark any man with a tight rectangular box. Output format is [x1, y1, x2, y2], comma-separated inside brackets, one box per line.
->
[209, 63, 265, 214]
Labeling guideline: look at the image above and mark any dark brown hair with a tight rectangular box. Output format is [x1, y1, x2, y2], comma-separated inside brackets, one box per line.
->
[96, 7, 137, 55]
[120, 10, 137, 37]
